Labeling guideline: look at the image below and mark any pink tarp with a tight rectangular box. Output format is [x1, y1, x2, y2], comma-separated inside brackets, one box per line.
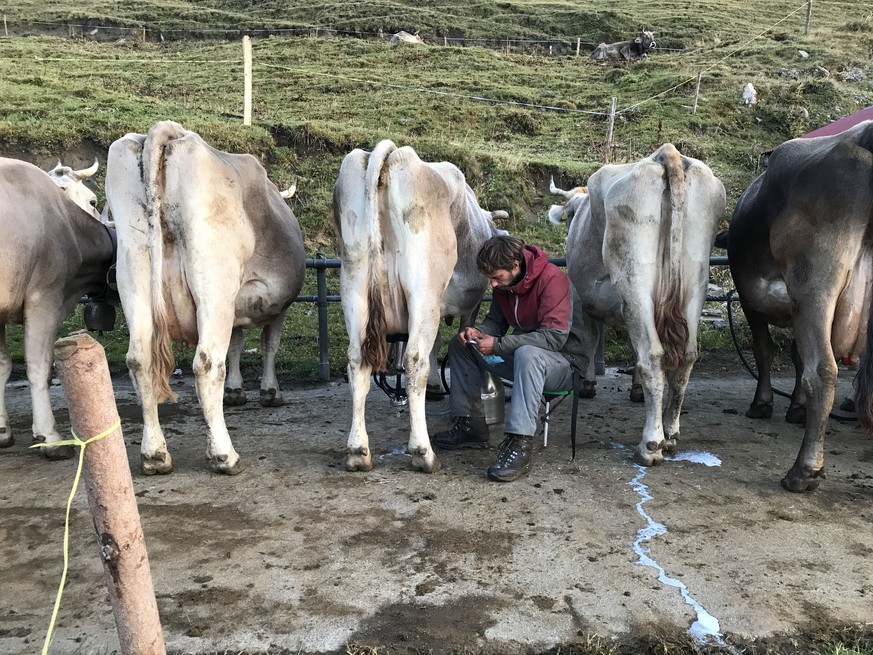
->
[800, 106, 873, 138]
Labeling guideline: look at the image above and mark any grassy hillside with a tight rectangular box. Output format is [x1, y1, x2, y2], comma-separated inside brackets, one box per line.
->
[0, 0, 871, 375]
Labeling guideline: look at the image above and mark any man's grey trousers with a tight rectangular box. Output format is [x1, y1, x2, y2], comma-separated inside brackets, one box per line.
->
[446, 338, 574, 437]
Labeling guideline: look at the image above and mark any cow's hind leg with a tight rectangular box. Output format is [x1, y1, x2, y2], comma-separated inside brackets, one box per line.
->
[259, 310, 288, 407]
[785, 341, 807, 424]
[126, 328, 174, 475]
[224, 327, 247, 406]
[663, 357, 695, 456]
[425, 327, 447, 400]
[343, 279, 375, 472]
[404, 306, 442, 474]
[346, 355, 374, 472]
[193, 317, 243, 475]
[782, 280, 841, 492]
[0, 325, 13, 448]
[620, 301, 666, 466]
[745, 309, 776, 419]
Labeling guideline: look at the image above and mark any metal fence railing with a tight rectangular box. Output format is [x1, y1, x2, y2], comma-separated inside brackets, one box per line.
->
[297, 255, 733, 381]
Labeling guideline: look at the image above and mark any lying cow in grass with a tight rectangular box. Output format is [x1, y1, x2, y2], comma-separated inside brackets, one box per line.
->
[591, 30, 656, 61]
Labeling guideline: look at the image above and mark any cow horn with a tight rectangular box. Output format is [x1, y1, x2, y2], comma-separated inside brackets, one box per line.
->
[280, 177, 298, 200]
[549, 176, 573, 199]
[491, 209, 509, 220]
[74, 159, 100, 179]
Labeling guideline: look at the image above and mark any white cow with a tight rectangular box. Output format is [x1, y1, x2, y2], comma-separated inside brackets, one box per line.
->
[0, 158, 115, 456]
[46, 160, 102, 220]
[106, 121, 306, 475]
[559, 144, 725, 465]
[389, 31, 424, 45]
[333, 140, 506, 473]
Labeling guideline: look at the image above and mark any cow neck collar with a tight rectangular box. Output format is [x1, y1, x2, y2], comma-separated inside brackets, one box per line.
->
[100, 221, 118, 264]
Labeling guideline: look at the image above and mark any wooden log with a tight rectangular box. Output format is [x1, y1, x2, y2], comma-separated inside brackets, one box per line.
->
[54, 333, 165, 655]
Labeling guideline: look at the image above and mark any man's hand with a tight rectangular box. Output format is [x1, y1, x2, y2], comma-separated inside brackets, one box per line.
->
[476, 334, 496, 355]
[458, 326, 484, 346]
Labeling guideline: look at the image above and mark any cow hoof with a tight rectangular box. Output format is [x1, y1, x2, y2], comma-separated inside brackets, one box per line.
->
[780, 467, 824, 493]
[629, 384, 644, 403]
[633, 441, 664, 467]
[745, 401, 773, 419]
[785, 405, 807, 425]
[839, 397, 856, 413]
[0, 427, 13, 448]
[662, 436, 679, 455]
[580, 380, 596, 399]
[259, 389, 284, 408]
[224, 388, 248, 406]
[141, 452, 174, 476]
[346, 448, 373, 472]
[210, 454, 245, 475]
[410, 447, 441, 473]
[41, 443, 75, 461]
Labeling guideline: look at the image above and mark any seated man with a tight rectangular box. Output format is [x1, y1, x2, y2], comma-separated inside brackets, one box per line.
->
[433, 235, 586, 482]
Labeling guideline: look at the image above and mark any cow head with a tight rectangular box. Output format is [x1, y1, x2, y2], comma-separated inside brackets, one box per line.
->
[634, 30, 656, 56]
[547, 176, 589, 225]
[47, 159, 101, 220]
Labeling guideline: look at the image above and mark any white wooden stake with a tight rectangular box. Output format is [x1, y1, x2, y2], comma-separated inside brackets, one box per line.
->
[243, 35, 252, 126]
[576, 37, 580, 57]
[692, 72, 702, 114]
[805, 0, 812, 34]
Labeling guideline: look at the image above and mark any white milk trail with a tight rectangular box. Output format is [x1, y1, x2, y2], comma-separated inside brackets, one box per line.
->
[613, 442, 727, 645]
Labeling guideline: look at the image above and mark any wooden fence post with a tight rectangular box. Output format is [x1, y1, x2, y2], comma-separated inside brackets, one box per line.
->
[692, 72, 702, 114]
[243, 35, 252, 126]
[53, 334, 165, 655]
[805, 0, 812, 34]
[604, 96, 617, 163]
[443, 35, 447, 47]
[576, 37, 580, 57]
[3, 15, 8, 38]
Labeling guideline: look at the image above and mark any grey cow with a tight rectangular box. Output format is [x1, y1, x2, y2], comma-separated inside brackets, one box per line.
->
[591, 30, 656, 61]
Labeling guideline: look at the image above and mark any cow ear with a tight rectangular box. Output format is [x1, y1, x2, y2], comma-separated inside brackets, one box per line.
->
[634, 37, 642, 44]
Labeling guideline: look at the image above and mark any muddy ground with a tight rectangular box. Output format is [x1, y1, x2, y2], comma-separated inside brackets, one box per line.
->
[1, 356, 872, 655]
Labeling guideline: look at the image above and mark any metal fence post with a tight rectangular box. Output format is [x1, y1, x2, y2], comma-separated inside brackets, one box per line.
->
[315, 252, 331, 381]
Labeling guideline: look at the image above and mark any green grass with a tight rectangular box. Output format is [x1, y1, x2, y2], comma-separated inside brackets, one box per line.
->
[0, 0, 871, 377]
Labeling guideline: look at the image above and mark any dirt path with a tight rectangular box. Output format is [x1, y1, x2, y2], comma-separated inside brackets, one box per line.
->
[1, 360, 872, 654]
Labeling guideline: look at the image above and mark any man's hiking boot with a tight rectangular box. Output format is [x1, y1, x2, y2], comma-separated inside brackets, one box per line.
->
[432, 416, 489, 449]
[487, 433, 533, 482]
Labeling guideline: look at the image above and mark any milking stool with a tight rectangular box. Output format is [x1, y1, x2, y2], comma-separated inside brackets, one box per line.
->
[540, 370, 580, 460]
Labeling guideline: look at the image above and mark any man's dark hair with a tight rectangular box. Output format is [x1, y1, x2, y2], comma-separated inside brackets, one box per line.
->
[477, 235, 525, 273]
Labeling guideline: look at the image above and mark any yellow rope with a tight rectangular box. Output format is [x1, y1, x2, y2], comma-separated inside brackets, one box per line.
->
[30, 418, 121, 655]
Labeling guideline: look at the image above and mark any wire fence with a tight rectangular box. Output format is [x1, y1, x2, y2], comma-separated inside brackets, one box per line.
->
[1, 0, 819, 122]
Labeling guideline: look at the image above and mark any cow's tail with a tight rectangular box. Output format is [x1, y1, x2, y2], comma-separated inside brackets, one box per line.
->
[142, 121, 184, 404]
[359, 140, 396, 372]
[652, 143, 689, 372]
